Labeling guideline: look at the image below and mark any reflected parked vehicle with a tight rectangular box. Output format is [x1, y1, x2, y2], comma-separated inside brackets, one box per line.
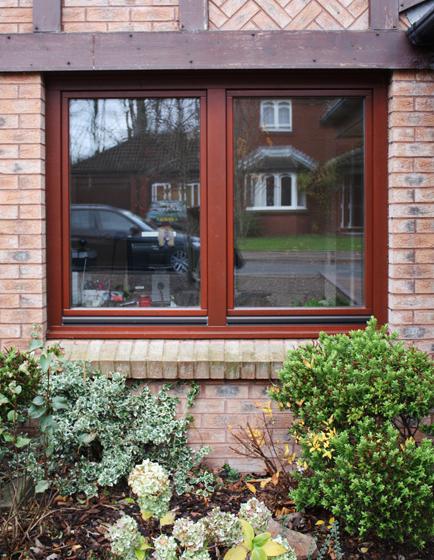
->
[71, 204, 199, 274]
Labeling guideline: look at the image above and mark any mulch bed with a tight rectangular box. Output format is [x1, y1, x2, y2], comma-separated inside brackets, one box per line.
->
[3, 470, 433, 560]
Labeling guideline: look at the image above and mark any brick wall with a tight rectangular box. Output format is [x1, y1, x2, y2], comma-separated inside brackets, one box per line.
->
[62, 0, 179, 32]
[388, 70, 434, 355]
[0, 73, 46, 350]
[149, 380, 292, 471]
[0, 0, 32, 33]
[209, 0, 369, 30]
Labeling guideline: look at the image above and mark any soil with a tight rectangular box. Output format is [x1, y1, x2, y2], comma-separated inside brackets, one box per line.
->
[2, 470, 433, 560]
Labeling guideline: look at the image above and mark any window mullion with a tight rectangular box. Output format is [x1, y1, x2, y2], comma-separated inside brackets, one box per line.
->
[207, 88, 228, 325]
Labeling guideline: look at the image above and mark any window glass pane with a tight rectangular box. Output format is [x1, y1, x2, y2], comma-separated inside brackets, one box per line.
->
[281, 175, 292, 206]
[69, 97, 201, 308]
[266, 175, 275, 206]
[233, 96, 365, 309]
[278, 103, 291, 126]
[262, 102, 274, 127]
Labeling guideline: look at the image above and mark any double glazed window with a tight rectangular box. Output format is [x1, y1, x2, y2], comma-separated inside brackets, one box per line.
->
[46, 76, 387, 337]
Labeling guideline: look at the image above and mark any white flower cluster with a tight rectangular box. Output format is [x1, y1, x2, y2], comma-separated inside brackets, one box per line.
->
[153, 534, 178, 560]
[172, 517, 207, 552]
[128, 459, 172, 518]
[272, 534, 297, 560]
[239, 498, 272, 533]
[205, 507, 243, 547]
[108, 514, 143, 560]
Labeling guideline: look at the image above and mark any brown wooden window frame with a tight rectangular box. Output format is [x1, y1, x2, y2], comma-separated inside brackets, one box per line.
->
[46, 72, 388, 340]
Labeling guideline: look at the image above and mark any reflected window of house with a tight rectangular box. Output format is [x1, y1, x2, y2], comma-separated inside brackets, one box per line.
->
[248, 173, 305, 210]
[260, 100, 292, 131]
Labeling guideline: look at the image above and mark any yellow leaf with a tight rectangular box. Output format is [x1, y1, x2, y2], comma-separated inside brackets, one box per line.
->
[328, 517, 335, 525]
[360, 547, 369, 554]
[295, 399, 305, 406]
[224, 545, 248, 560]
[271, 471, 280, 486]
[260, 478, 271, 489]
[262, 541, 288, 557]
[239, 519, 254, 547]
[246, 482, 257, 494]
[315, 520, 325, 526]
[141, 510, 153, 521]
[302, 359, 312, 369]
[160, 511, 176, 526]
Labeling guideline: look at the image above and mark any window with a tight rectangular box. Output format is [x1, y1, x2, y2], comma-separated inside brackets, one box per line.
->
[260, 100, 292, 131]
[248, 172, 306, 210]
[46, 75, 387, 338]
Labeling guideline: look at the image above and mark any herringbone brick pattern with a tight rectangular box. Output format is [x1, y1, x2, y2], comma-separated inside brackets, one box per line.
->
[209, 0, 369, 30]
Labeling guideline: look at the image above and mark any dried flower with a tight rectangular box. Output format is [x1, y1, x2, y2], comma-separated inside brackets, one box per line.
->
[239, 498, 272, 533]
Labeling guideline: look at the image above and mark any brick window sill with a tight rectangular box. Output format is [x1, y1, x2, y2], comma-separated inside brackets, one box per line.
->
[52, 339, 305, 380]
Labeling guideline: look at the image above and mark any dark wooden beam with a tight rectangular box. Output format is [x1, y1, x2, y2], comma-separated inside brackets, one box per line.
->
[370, 0, 399, 29]
[179, 0, 208, 31]
[33, 0, 61, 33]
[0, 30, 431, 72]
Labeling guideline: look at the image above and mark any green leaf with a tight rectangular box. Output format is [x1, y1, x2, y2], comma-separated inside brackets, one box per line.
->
[29, 404, 46, 419]
[135, 550, 146, 560]
[224, 545, 248, 560]
[78, 432, 96, 445]
[15, 435, 31, 448]
[252, 533, 271, 548]
[52, 396, 68, 411]
[29, 339, 44, 352]
[32, 395, 45, 406]
[40, 414, 55, 432]
[262, 541, 288, 557]
[7, 410, 17, 422]
[239, 519, 255, 548]
[35, 480, 50, 494]
[0, 394, 9, 406]
[251, 547, 267, 560]
[39, 354, 49, 373]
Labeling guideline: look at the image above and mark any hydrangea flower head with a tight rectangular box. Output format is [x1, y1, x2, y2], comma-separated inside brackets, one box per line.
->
[173, 517, 207, 552]
[205, 507, 243, 546]
[128, 460, 172, 518]
[239, 498, 272, 533]
[153, 534, 178, 560]
[108, 514, 143, 560]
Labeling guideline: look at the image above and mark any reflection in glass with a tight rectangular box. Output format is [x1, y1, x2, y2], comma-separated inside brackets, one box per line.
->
[69, 98, 201, 308]
[234, 97, 365, 308]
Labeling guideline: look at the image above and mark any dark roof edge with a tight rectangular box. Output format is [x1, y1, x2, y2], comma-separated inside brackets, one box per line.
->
[407, 7, 434, 46]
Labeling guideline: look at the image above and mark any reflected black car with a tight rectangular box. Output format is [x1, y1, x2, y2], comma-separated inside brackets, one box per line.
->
[71, 204, 199, 274]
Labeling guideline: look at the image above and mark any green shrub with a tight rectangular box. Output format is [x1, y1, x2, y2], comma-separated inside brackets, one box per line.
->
[0, 347, 41, 455]
[271, 318, 434, 547]
[28, 359, 210, 497]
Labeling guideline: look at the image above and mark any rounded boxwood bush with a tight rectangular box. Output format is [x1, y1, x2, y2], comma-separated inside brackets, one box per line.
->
[271, 318, 434, 547]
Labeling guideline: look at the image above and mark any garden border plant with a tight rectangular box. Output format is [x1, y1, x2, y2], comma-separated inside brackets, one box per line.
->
[270, 318, 434, 548]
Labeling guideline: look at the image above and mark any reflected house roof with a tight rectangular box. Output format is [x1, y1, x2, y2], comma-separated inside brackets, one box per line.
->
[240, 145, 317, 172]
[329, 147, 363, 170]
[71, 132, 200, 180]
